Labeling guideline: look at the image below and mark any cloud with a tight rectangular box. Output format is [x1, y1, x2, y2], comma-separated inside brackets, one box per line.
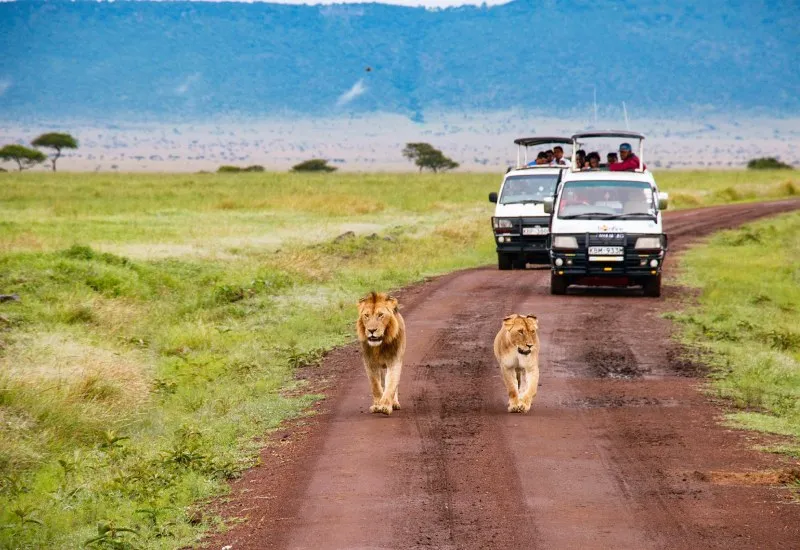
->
[0, 79, 11, 97]
[336, 79, 367, 106]
[175, 73, 201, 95]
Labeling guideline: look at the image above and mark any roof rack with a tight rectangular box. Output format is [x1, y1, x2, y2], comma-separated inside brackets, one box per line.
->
[513, 136, 572, 168]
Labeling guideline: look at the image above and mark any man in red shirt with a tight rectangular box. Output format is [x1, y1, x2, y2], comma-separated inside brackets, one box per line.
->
[609, 142, 646, 171]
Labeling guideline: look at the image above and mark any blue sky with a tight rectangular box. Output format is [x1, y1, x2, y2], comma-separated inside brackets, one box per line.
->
[1, 0, 516, 5]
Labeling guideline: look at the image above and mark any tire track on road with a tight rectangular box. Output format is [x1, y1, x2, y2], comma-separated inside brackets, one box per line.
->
[209, 199, 800, 550]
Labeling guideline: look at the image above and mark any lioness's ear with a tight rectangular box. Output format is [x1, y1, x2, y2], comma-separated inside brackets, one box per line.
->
[526, 315, 537, 320]
[502, 314, 517, 328]
[386, 295, 399, 313]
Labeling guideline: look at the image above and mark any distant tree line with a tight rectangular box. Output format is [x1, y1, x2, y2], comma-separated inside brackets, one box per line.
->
[0, 132, 78, 172]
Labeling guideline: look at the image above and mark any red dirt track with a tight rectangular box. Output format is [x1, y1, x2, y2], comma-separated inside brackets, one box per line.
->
[209, 199, 800, 550]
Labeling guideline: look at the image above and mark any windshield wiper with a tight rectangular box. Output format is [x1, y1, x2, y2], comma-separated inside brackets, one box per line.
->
[560, 213, 615, 219]
[607, 213, 657, 220]
[503, 199, 544, 205]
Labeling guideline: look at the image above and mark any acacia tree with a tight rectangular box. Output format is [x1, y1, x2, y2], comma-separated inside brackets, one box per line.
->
[0, 144, 47, 171]
[402, 142, 459, 173]
[32, 132, 78, 172]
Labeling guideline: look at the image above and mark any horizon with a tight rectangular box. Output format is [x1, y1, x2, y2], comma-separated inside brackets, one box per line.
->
[0, 0, 797, 171]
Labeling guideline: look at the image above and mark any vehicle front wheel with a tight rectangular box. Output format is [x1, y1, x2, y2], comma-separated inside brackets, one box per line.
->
[643, 275, 661, 297]
[498, 253, 514, 271]
[550, 272, 568, 295]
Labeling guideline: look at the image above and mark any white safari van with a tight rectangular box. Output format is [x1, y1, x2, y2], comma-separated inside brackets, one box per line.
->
[544, 131, 669, 296]
[489, 137, 571, 269]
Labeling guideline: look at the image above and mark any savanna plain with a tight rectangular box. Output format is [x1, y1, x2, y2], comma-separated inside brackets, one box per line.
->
[0, 170, 798, 548]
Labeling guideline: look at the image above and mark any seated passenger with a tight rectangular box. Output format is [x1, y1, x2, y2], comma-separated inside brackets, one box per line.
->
[574, 149, 586, 169]
[607, 152, 618, 164]
[586, 152, 601, 169]
[545, 150, 554, 164]
[552, 146, 568, 166]
[535, 151, 549, 165]
[609, 143, 646, 171]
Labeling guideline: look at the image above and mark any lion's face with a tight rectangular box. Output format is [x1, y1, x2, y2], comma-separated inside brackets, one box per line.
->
[503, 314, 538, 356]
[357, 292, 400, 347]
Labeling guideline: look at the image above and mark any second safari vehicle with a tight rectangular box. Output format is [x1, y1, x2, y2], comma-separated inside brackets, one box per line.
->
[490, 137, 571, 269]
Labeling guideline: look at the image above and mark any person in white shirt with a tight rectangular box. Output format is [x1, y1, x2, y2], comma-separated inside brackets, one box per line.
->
[551, 145, 568, 166]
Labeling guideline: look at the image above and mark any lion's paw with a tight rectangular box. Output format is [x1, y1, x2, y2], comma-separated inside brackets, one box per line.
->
[508, 402, 523, 413]
[370, 404, 393, 415]
[392, 401, 401, 410]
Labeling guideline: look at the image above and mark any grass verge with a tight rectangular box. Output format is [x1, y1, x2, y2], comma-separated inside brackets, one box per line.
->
[668, 211, 800, 457]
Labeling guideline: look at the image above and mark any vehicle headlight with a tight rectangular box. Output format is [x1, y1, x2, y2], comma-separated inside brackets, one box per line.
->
[493, 218, 513, 229]
[552, 236, 579, 249]
[635, 237, 662, 250]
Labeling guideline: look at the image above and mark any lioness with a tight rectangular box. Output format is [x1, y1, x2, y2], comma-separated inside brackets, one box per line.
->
[494, 314, 540, 413]
[356, 292, 406, 415]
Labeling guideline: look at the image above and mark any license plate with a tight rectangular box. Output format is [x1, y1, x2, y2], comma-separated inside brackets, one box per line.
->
[523, 226, 548, 236]
[588, 246, 623, 255]
[589, 256, 624, 262]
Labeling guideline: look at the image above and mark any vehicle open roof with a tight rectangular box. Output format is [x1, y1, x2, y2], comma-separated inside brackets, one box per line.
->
[570, 130, 647, 172]
[571, 131, 645, 141]
[513, 136, 572, 168]
[514, 137, 572, 147]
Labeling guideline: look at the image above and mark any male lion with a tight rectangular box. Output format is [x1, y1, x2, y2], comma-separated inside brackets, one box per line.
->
[356, 292, 406, 415]
[493, 314, 540, 413]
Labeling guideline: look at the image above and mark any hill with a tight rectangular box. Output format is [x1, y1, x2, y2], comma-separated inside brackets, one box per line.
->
[0, 0, 797, 122]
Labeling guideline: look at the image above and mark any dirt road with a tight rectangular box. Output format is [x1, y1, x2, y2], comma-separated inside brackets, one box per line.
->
[210, 199, 800, 550]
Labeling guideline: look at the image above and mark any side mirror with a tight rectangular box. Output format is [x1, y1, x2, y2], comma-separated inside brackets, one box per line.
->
[657, 192, 669, 210]
[543, 197, 554, 214]
[489, 192, 498, 203]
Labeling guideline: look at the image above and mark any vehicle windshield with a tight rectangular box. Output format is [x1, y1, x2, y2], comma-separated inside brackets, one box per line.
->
[500, 174, 559, 204]
[557, 180, 656, 219]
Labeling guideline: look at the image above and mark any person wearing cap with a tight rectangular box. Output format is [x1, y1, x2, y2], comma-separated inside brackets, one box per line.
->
[609, 143, 646, 171]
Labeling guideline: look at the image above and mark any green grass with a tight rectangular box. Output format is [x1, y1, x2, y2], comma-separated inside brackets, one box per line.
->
[669, 211, 800, 456]
[0, 169, 796, 548]
[656, 170, 798, 209]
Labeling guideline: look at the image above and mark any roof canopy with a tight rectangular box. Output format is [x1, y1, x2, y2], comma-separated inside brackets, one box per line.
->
[513, 137, 572, 147]
[572, 131, 645, 141]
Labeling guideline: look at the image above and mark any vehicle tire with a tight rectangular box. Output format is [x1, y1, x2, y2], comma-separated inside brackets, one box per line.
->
[550, 272, 568, 295]
[643, 275, 661, 297]
[498, 253, 513, 271]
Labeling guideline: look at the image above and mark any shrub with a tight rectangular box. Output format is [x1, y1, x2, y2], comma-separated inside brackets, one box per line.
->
[217, 165, 242, 173]
[747, 157, 793, 170]
[291, 159, 337, 172]
[218, 164, 265, 173]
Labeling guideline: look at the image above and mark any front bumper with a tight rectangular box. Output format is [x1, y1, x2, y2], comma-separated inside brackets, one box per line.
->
[549, 233, 668, 281]
[492, 216, 550, 256]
